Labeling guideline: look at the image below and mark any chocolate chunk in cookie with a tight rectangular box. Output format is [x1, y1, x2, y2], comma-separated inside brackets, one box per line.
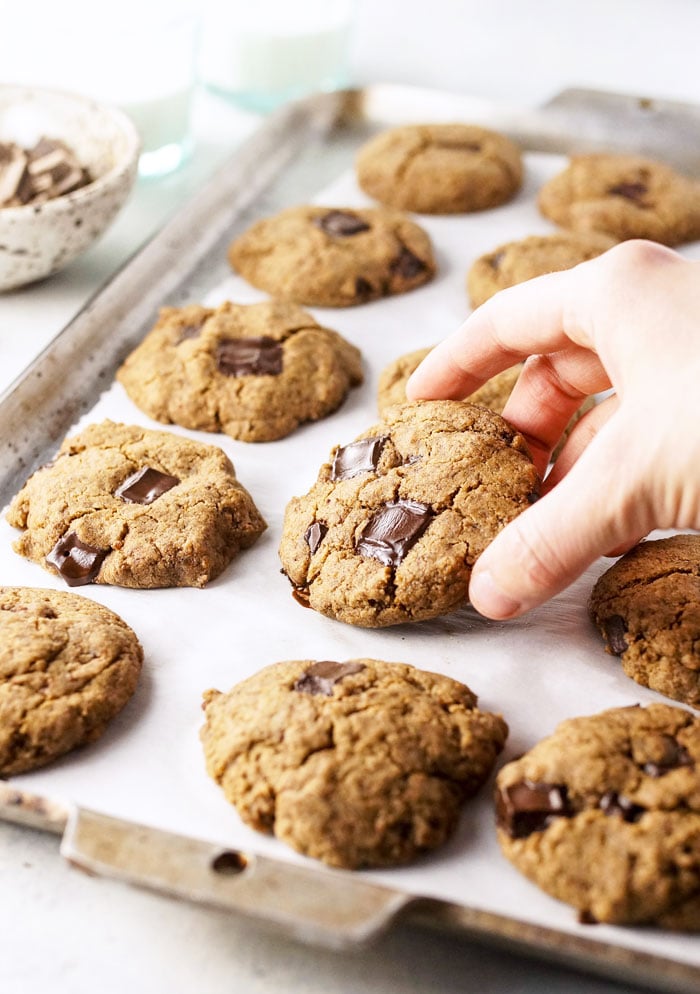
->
[0, 586, 143, 774]
[589, 534, 700, 707]
[356, 123, 523, 214]
[495, 703, 700, 928]
[117, 301, 363, 443]
[201, 657, 507, 868]
[279, 400, 540, 627]
[227, 206, 435, 307]
[7, 421, 266, 589]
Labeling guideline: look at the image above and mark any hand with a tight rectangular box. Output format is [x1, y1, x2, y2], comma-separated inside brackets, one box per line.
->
[406, 240, 700, 619]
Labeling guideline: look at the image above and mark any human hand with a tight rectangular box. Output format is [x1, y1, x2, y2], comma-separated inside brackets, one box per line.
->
[406, 240, 700, 619]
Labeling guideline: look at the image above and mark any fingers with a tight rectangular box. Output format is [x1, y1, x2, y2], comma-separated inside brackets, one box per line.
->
[407, 266, 591, 402]
[468, 418, 652, 619]
[542, 392, 619, 492]
[406, 240, 688, 405]
[499, 352, 611, 478]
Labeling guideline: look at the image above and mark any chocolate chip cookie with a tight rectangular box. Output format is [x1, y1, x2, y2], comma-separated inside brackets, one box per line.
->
[0, 586, 143, 774]
[278, 400, 540, 627]
[538, 153, 700, 245]
[495, 703, 700, 928]
[227, 206, 436, 307]
[117, 301, 363, 442]
[377, 346, 523, 417]
[467, 231, 617, 308]
[356, 123, 523, 214]
[589, 535, 700, 708]
[201, 657, 508, 868]
[7, 421, 266, 589]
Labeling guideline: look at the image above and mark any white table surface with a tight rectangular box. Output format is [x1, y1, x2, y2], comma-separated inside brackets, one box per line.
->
[3, 2, 700, 991]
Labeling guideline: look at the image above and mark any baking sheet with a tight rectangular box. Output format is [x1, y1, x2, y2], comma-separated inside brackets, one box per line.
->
[3, 90, 700, 978]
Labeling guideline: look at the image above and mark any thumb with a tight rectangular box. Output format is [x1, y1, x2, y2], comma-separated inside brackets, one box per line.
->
[468, 422, 651, 619]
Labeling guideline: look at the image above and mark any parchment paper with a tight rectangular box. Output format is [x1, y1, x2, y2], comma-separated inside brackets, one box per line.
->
[4, 151, 700, 967]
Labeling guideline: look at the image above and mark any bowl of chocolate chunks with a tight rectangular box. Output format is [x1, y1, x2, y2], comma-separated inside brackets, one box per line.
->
[0, 84, 140, 292]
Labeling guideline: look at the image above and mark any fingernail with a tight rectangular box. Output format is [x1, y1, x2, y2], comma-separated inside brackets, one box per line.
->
[469, 570, 521, 619]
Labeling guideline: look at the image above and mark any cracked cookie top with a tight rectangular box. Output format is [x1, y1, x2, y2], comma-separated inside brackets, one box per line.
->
[538, 153, 700, 245]
[7, 421, 266, 589]
[356, 123, 523, 214]
[227, 205, 436, 307]
[278, 400, 540, 627]
[0, 585, 143, 774]
[117, 300, 363, 442]
[466, 231, 617, 309]
[495, 703, 700, 928]
[589, 534, 700, 708]
[200, 657, 508, 868]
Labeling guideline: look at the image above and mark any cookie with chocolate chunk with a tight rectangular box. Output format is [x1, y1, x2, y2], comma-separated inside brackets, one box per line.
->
[7, 421, 265, 589]
[356, 123, 523, 214]
[278, 400, 540, 627]
[467, 231, 617, 308]
[589, 535, 700, 707]
[377, 346, 523, 417]
[495, 703, 700, 928]
[0, 586, 142, 774]
[117, 301, 363, 442]
[227, 206, 436, 307]
[201, 657, 507, 868]
[538, 154, 700, 245]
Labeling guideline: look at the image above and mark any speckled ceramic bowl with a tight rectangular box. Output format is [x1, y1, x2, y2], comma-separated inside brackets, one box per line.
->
[0, 85, 141, 292]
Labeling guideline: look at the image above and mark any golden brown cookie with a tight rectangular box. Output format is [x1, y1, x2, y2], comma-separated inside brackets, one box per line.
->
[201, 657, 508, 868]
[356, 123, 523, 214]
[538, 153, 700, 245]
[279, 400, 540, 627]
[7, 421, 266, 589]
[0, 586, 143, 775]
[117, 301, 363, 443]
[467, 231, 617, 308]
[589, 535, 700, 707]
[227, 206, 436, 307]
[495, 703, 700, 928]
[377, 346, 523, 417]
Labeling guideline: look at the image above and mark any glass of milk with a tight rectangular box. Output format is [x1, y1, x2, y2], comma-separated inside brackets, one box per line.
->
[0, 0, 199, 177]
[198, 0, 354, 112]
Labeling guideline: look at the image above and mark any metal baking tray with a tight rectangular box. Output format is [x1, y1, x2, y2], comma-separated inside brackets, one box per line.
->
[2, 85, 700, 993]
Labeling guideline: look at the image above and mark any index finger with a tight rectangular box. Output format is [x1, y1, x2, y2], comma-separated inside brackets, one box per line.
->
[406, 266, 592, 401]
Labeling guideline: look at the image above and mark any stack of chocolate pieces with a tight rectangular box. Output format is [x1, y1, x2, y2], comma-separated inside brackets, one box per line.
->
[0, 137, 92, 208]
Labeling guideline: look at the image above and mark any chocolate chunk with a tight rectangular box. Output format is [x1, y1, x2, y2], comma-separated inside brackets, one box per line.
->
[391, 247, 428, 279]
[216, 337, 283, 377]
[115, 466, 180, 505]
[46, 532, 109, 586]
[602, 615, 628, 655]
[599, 791, 645, 822]
[176, 323, 203, 344]
[355, 277, 373, 297]
[294, 660, 365, 696]
[496, 779, 571, 838]
[642, 736, 694, 777]
[0, 137, 92, 207]
[304, 521, 327, 554]
[608, 181, 648, 204]
[291, 586, 311, 608]
[578, 910, 599, 925]
[356, 499, 431, 567]
[331, 436, 388, 481]
[315, 210, 370, 237]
